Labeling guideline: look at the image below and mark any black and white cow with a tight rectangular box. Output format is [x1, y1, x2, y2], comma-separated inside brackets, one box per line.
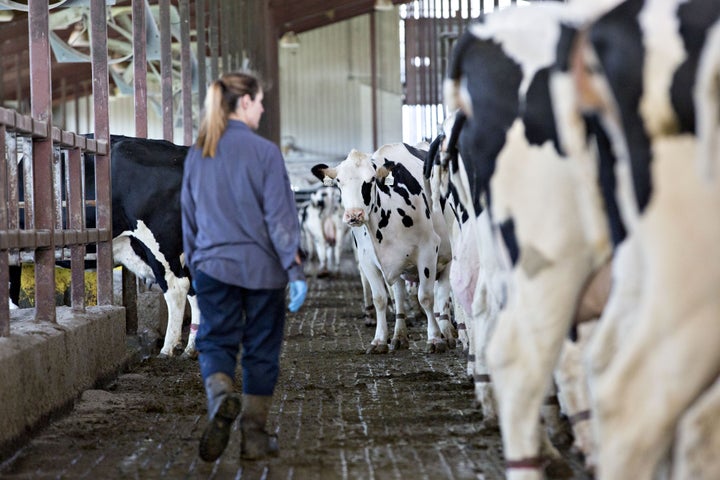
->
[312, 143, 456, 354]
[441, 2, 621, 475]
[298, 186, 346, 277]
[8, 135, 199, 358]
[550, 0, 720, 478]
[107, 135, 199, 358]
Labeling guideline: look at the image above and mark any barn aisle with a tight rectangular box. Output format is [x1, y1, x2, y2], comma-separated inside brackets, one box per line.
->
[0, 259, 589, 479]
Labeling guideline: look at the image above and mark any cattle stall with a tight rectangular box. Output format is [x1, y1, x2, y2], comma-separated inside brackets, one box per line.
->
[0, 0, 560, 468]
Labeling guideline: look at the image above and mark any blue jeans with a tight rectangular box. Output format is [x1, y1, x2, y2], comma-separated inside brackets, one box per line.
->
[193, 269, 286, 396]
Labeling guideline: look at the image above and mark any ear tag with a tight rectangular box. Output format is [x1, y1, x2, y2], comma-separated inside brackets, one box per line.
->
[385, 173, 395, 186]
[323, 176, 334, 187]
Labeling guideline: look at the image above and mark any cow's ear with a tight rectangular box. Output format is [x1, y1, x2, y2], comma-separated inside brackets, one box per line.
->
[311, 163, 335, 182]
[376, 166, 394, 186]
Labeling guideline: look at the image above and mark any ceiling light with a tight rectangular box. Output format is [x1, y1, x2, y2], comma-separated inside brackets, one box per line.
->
[374, 0, 394, 11]
[279, 31, 300, 49]
[0, 10, 14, 22]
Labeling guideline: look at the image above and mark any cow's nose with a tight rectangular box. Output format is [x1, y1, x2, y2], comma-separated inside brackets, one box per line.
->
[343, 209, 365, 225]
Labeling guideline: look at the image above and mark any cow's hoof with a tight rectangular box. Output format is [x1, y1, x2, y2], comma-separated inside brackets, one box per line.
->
[425, 339, 448, 354]
[157, 351, 172, 359]
[181, 350, 198, 360]
[366, 343, 389, 354]
[390, 337, 409, 351]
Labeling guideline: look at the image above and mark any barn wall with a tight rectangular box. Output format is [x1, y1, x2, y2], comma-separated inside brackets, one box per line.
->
[279, 11, 402, 165]
[55, 95, 187, 144]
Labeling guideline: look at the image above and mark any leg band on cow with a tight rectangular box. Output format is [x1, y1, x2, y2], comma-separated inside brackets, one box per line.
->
[505, 457, 548, 470]
[473, 373, 491, 383]
[568, 409, 592, 426]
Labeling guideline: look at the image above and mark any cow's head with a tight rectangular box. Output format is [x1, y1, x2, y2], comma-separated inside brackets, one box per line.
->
[311, 149, 391, 227]
[309, 186, 341, 215]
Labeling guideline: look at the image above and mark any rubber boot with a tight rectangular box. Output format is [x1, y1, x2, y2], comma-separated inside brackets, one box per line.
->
[198, 372, 242, 462]
[240, 394, 279, 460]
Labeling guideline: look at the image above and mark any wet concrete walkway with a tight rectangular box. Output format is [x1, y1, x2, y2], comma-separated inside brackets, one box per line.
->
[0, 261, 588, 479]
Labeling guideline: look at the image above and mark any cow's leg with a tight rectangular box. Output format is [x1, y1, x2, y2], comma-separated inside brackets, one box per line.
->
[182, 293, 200, 359]
[487, 260, 589, 480]
[362, 263, 390, 354]
[389, 281, 410, 350]
[591, 138, 720, 479]
[358, 267, 375, 327]
[471, 283, 498, 426]
[9, 265, 21, 307]
[592, 298, 720, 480]
[315, 238, 329, 276]
[415, 248, 446, 353]
[434, 265, 456, 349]
[159, 274, 191, 357]
[554, 321, 598, 471]
[671, 376, 720, 480]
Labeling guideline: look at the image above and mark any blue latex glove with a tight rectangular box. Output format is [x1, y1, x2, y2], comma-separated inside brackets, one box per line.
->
[288, 280, 308, 313]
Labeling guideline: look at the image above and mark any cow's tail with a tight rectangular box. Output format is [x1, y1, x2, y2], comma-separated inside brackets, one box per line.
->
[695, 19, 720, 181]
[444, 28, 479, 115]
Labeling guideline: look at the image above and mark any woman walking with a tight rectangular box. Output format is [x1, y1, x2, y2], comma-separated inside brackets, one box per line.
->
[181, 71, 307, 462]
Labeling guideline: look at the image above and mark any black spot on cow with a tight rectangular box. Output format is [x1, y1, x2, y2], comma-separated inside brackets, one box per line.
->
[424, 267, 430, 279]
[449, 29, 523, 215]
[499, 217, 519, 266]
[379, 209, 391, 229]
[362, 180, 373, 206]
[671, 0, 720, 134]
[422, 193, 431, 219]
[396, 208, 413, 228]
[376, 229, 383, 243]
[586, 113, 627, 247]
[523, 67, 562, 155]
[381, 159, 423, 208]
[590, 0, 652, 212]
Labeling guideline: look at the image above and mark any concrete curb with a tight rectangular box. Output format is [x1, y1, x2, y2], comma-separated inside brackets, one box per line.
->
[0, 305, 126, 460]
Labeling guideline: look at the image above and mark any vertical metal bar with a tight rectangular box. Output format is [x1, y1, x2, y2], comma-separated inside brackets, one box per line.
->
[90, 0, 113, 306]
[7, 133, 19, 231]
[196, 0, 207, 106]
[52, 147, 63, 231]
[126, 0, 146, 334]
[74, 85, 80, 132]
[221, 0, 230, 73]
[22, 139, 34, 229]
[15, 52, 22, 114]
[209, 0, 219, 80]
[133, 0, 148, 138]
[67, 147, 86, 312]
[233, 1, 242, 70]
[180, 0, 193, 146]
[159, 0, 173, 142]
[0, 46, 4, 105]
[29, 0, 56, 323]
[84, 82, 90, 132]
[370, 12, 378, 152]
[60, 78, 67, 129]
[0, 124, 9, 335]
